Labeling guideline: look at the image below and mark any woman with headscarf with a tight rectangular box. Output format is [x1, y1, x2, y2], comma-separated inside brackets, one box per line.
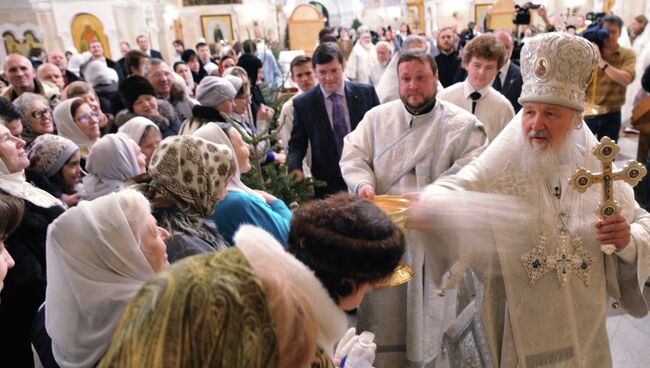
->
[194, 123, 291, 245]
[27, 134, 82, 207]
[173, 61, 195, 98]
[223, 69, 284, 165]
[73, 63, 122, 132]
[132, 135, 233, 261]
[53, 97, 101, 166]
[13, 92, 54, 147]
[0, 123, 65, 367]
[116, 76, 181, 137]
[181, 49, 208, 85]
[44, 189, 170, 368]
[118, 117, 161, 167]
[178, 76, 236, 135]
[79, 133, 146, 201]
[99, 225, 321, 368]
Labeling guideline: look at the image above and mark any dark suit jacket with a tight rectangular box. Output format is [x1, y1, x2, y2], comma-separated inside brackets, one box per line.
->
[289, 81, 380, 198]
[493, 62, 523, 113]
[150, 49, 163, 60]
[105, 58, 125, 81]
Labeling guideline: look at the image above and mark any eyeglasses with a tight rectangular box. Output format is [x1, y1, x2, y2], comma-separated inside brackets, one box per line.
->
[149, 71, 172, 80]
[76, 111, 100, 125]
[31, 108, 51, 119]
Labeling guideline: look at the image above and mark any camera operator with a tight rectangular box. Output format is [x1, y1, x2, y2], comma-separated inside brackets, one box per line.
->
[584, 15, 636, 142]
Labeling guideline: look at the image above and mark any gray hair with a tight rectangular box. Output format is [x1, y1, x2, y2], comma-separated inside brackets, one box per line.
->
[403, 35, 429, 52]
[144, 58, 166, 76]
[13, 92, 49, 120]
[376, 41, 392, 52]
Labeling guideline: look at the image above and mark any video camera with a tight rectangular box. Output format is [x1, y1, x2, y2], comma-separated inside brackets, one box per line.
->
[513, 2, 542, 25]
[580, 12, 609, 51]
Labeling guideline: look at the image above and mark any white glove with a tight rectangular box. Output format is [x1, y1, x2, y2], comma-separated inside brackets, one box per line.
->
[344, 339, 377, 368]
[334, 327, 359, 367]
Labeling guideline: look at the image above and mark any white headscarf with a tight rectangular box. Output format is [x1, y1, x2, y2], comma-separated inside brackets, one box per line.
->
[192, 122, 264, 201]
[80, 133, 143, 200]
[118, 116, 160, 144]
[46, 189, 154, 368]
[0, 151, 63, 208]
[53, 98, 97, 153]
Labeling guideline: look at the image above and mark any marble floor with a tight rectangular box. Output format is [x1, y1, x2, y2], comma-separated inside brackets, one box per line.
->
[608, 287, 650, 367]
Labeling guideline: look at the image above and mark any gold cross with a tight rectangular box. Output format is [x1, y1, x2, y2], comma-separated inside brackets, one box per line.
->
[570, 137, 647, 254]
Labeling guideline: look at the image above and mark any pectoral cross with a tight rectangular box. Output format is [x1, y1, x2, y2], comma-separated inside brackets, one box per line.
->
[570, 136, 647, 254]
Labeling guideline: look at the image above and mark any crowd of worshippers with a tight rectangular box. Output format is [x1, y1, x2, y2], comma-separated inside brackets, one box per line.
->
[1, 7, 650, 368]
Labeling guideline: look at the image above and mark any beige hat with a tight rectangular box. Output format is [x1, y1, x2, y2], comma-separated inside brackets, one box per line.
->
[518, 32, 598, 112]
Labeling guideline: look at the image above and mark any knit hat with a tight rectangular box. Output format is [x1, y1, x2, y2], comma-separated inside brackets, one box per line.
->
[83, 59, 118, 86]
[518, 32, 598, 112]
[195, 76, 236, 107]
[28, 134, 79, 177]
[119, 76, 157, 111]
[223, 74, 243, 93]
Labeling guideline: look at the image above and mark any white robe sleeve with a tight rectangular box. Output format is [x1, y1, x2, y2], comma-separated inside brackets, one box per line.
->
[617, 204, 650, 317]
[340, 113, 376, 194]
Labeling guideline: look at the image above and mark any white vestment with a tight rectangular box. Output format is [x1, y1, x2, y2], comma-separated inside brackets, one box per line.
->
[345, 41, 378, 85]
[278, 93, 312, 177]
[340, 99, 488, 367]
[369, 63, 388, 87]
[423, 114, 650, 367]
[437, 80, 515, 142]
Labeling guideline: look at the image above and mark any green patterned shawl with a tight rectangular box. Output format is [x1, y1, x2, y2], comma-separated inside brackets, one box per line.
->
[98, 249, 279, 368]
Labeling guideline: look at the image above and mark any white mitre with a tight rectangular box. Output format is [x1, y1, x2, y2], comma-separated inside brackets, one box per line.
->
[518, 32, 599, 112]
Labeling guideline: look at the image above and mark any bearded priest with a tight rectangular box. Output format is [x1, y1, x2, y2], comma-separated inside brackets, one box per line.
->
[411, 32, 650, 367]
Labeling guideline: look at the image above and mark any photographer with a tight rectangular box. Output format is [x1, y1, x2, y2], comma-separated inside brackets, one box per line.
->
[584, 15, 636, 142]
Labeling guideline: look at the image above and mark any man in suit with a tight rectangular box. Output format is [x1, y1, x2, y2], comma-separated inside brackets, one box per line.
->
[288, 42, 380, 198]
[136, 35, 163, 60]
[493, 30, 523, 112]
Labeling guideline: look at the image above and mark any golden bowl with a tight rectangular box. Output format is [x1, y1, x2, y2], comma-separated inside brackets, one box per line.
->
[373, 263, 415, 288]
[373, 195, 411, 233]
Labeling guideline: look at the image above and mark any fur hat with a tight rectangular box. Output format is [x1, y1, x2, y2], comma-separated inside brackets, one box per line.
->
[118, 76, 157, 111]
[518, 32, 598, 112]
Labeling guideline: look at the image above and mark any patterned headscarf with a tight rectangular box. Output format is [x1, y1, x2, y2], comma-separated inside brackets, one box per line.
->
[97, 249, 279, 368]
[141, 135, 232, 217]
[28, 134, 79, 177]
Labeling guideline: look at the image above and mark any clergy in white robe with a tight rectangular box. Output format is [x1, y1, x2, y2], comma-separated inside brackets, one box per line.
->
[345, 28, 377, 85]
[340, 49, 488, 367]
[412, 32, 650, 368]
[375, 35, 445, 104]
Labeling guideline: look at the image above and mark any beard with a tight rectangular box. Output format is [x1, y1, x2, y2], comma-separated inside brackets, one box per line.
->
[400, 92, 436, 113]
[516, 130, 580, 184]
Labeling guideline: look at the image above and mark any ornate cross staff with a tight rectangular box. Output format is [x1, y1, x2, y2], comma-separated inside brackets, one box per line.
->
[570, 137, 647, 254]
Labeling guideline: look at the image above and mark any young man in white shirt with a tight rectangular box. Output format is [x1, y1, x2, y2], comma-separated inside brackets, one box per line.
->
[437, 34, 515, 141]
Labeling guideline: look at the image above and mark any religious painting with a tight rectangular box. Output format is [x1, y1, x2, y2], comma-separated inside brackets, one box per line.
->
[201, 15, 234, 44]
[3, 30, 45, 57]
[475, 4, 492, 30]
[183, 0, 241, 6]
[70, 13, 111, 59]
[3, 32, 21, 55]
